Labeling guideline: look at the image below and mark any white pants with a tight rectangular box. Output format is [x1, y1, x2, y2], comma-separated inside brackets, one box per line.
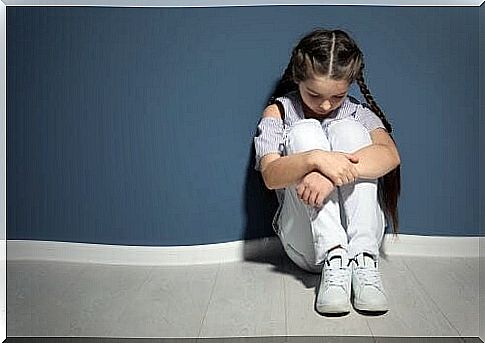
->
[277, 117, 386, 274]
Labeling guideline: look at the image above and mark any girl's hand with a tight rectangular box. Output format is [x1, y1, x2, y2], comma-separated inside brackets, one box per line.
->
[296, 171, 336, 208]
[311, 150, 360, 187]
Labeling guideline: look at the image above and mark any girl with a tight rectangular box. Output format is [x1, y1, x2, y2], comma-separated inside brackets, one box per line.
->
[253, 28, 401, 316]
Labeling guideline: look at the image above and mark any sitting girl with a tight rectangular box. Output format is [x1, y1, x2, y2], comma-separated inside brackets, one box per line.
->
[253, 28, 401, 315]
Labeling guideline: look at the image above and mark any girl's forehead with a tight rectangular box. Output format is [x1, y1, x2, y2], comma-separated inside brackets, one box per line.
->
[302, 76, 350, 94]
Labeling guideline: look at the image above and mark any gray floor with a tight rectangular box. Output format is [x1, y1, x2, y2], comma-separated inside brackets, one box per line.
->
[6, 248, 481, 339]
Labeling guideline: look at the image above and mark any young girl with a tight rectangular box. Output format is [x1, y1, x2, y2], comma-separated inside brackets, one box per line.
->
[253, 28, 401, 316]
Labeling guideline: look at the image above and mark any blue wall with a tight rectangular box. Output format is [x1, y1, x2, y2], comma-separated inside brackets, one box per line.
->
[479, 4, 484, 340]
[7, 6, 480, 246]
[480, 2, 484, 238]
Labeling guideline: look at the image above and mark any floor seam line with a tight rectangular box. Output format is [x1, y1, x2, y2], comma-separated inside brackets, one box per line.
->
[197, 262, 220, 338]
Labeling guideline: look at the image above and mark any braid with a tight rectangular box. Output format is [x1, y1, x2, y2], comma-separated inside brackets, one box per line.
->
[355, 67, 393, 134]
[355, 64, 401, 235]
[267, 50, 301, 106]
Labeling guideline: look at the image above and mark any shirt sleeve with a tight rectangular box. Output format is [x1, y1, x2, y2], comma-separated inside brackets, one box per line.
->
[253, 117, 285, 172]
[354, 104, 387, 132]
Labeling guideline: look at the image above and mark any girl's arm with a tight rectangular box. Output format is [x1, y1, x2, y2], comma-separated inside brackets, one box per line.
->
[351, 128, 401, 180]
[258, 103, 321, 190]
[261, 151, 318, 190]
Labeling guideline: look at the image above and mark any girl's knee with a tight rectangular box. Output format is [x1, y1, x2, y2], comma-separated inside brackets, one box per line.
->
[327, 117, 372, 152]
[286, 119, 330, 154]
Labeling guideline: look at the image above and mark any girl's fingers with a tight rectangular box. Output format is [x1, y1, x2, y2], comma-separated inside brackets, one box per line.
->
[302, 187, 311, 203]
[347, 172, 355, 183]
[315, 193, 325, 208]
[309, 191, 318, 206]
[351, 168, 359, 181]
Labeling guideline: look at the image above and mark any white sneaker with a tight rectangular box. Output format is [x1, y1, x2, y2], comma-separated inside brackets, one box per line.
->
[315, 247, 352, 315]
[351, 252, 389, 313]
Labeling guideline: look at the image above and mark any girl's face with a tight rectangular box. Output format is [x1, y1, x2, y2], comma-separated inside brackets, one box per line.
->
[297, 75, 350, 119]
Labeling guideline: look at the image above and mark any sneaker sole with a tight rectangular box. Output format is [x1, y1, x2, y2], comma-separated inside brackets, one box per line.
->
[353, 301, 389, 312]
[316, 302, 351, 315]
[351, 286, 389, 312]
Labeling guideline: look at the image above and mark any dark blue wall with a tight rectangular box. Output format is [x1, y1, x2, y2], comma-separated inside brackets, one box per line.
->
[7, 6, 480, 246]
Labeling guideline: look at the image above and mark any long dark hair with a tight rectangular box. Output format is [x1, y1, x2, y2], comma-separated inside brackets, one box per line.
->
[268, 28, 401, 236]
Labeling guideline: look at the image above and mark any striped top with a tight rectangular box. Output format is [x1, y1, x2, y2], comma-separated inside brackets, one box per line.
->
[253, 89, 386, 172]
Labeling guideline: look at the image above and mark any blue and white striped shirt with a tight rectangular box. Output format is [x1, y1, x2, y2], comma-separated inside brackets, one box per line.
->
[253, 90, 386, 172]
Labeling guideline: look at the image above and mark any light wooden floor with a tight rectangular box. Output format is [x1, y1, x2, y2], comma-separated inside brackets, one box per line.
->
[6, 248, 481, 339]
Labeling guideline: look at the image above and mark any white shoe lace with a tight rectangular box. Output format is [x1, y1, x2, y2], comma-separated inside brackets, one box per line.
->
[353, 266, 384, 289]
[324, 267, 350, 289]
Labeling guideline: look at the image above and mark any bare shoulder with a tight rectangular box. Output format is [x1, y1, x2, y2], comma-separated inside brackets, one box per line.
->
[262, 103, 283, 119]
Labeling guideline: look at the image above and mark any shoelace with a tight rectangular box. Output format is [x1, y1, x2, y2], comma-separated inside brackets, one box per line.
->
[323, 267, 350, 290]
[353, 266, 383, 289]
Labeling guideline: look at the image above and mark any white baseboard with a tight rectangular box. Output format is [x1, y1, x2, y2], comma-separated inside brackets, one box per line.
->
[6, 234, 482, 265]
